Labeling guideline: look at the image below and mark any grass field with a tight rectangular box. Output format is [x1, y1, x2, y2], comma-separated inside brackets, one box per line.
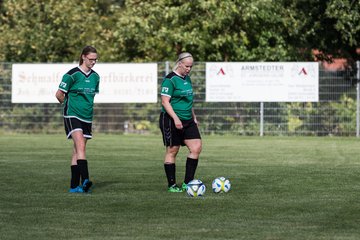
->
[1, 134, 360, 240]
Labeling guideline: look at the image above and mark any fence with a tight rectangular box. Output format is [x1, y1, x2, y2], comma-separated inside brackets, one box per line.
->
[0, 62, 359, 136]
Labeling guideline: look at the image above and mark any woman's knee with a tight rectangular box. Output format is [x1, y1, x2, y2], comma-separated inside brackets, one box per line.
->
[187, 140, 202, 155]
[166, 146, 180, 156]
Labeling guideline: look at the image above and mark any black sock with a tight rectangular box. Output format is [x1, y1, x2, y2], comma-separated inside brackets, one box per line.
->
[164, 163, 176, 187]
[184, 157, 198, 184]
[77, 159, 89, 185]
[70, 165, 80, 188]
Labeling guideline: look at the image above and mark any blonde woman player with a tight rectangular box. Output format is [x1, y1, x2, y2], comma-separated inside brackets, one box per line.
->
[55, 46, 100, 193]
[159, 52, 202, 192]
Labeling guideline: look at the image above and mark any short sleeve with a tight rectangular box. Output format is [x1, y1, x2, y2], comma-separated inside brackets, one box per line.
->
[58, 74, 73, 93]
[160, 79, 174, 98]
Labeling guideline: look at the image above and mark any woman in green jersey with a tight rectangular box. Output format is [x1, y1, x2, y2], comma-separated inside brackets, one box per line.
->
[159, 52, 202, 192]
[55, 46, 100, 193]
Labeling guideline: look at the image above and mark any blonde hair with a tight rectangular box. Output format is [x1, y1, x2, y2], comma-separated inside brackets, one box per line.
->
[173, 52, 193, 71]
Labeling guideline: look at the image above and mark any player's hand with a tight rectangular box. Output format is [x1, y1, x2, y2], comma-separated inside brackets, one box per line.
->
[194, 118, 199, 126]
[174, 118, 183, 129]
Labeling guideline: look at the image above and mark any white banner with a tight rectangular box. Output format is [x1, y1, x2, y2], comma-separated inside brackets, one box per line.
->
[206, 62, 319, 102]
[11, 63, 158, 103]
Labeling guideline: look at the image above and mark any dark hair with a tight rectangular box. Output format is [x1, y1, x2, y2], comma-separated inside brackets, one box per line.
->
[79, 46, 98, 65]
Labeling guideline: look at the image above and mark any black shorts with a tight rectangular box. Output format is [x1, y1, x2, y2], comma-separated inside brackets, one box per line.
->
[64, 117, 92, 139]
[159, 112, 201, 146]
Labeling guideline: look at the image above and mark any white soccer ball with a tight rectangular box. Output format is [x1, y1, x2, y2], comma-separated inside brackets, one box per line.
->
[186, 179, 206, 197]
[212, 177, 231, 193]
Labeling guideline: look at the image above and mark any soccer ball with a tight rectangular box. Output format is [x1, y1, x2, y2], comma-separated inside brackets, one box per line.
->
[186, 179, 206, 197]
[212, 177, 231, 193]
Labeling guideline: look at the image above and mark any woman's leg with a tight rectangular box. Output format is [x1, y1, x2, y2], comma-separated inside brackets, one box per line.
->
[183, 139, 202, 184]
[71, 131, 92, 192]
[164, 146, 181, 190]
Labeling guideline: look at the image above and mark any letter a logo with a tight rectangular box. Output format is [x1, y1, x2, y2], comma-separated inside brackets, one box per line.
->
[217, 68, 226, 75]
[298, 67, 307, 75]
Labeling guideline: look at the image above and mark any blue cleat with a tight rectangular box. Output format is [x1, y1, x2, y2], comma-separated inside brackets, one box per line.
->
[82, 179, 93, 193]
[69, 186, 84, 193]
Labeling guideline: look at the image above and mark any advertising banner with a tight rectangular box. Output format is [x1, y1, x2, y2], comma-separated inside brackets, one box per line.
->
[11, 63, 158, 103]
[206, 62, 319, 102]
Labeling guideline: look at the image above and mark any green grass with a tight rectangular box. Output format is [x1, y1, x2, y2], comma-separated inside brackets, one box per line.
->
[1, 134, 360, 240]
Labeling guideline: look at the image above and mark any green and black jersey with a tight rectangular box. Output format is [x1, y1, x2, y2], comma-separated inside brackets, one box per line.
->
[58, 67, 100, 123]
[160, 72, 194, 120]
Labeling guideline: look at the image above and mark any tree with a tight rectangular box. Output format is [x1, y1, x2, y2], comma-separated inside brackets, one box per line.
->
[112, 0, 302, 62]
[282, 0, 359, 63]
[0, 0, 122, 62]
[325, 0, 360, 61]
[0, 0, 358, 63]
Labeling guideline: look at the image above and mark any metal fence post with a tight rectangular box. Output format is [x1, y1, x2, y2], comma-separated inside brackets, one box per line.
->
[357, 61, 360, 137]
[165, 61, 170, 75]
[260, 102, 264, 136]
